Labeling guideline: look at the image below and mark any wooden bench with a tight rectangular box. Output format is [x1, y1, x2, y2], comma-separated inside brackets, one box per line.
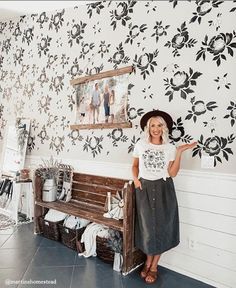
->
[34, 172, 145, 274]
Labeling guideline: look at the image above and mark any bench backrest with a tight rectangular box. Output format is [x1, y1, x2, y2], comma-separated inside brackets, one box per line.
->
[71, 172, 129, 212]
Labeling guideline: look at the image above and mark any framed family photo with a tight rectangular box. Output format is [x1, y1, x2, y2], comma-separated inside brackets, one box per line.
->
[70, 66, 133, 130]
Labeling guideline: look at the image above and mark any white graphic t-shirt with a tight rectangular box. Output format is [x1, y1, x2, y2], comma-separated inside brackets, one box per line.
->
[133, 139, 176, 180]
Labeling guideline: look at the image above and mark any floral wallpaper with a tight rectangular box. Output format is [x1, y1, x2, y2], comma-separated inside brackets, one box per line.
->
[0, 0, 236, 173]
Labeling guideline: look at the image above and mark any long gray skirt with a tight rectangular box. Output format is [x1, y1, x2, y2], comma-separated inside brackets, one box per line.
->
[135, 177, 180, 255]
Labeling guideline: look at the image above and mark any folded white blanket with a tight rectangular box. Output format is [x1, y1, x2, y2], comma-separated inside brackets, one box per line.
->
[44, 209, 67, 222]
[78, 223, 109, 258]
[63, 215, 90, 229]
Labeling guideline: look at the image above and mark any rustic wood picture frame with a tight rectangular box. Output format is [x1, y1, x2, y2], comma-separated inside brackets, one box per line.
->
[70, 66, 133, 130]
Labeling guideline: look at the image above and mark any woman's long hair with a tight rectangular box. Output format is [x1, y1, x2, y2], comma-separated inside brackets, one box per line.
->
[144, 116, 169, 144]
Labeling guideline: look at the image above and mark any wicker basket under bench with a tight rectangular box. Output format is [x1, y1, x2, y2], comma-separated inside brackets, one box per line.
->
[34, 172, 145, 275]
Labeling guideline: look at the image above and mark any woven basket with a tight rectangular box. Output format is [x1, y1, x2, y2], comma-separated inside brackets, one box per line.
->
[38, 216, 63, 241]
[58, 224, 86, 251]
[96, 236, 114, 263]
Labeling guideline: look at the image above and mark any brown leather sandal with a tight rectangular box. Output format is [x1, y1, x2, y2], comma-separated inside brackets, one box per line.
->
[145, 270, 158, 284]
[140, 264, 150, 279]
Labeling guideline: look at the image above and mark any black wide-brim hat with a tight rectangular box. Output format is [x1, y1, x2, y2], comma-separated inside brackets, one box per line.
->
[140, 109, 173, 131]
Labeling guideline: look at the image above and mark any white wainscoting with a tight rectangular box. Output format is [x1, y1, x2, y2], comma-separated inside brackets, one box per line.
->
[26, 156, 236, 288]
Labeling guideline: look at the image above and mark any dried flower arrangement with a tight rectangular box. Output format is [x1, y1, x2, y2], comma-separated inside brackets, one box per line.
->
[35, 156, 61, 182]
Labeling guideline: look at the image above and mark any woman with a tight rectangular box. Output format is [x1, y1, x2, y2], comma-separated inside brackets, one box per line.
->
[109, 89, 115, 123]
[132, 109, 197, 284]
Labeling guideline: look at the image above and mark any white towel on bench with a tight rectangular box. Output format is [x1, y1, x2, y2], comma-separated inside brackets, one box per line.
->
[79, 223, 109, 258]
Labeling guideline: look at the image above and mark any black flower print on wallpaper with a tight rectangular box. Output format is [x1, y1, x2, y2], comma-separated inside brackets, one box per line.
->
[108, 42, 130, 69]
[49, 75, 64, 94]
[170, 117, 193, 144]
[107, 129, 128, 147]
[214, 73, 231, 90]
[12, 23, 21, 40]
[38, 125, 50, 144]
[22, 27, 34, 45]
[128, 135, 140, 153]
[230, 0, 236, 12]
[37, 12, 49, 29]
[151, 21, 169, 43]
[196, 31, 236, 66]
[110, 0, 136, 30]
[8, 21, 14, 32]
[2, 38, 11, 54]
[68, 21, 87, 47]
[133, 49, 158, 80]
[125, 23, 147, 45]
[79, 42, 95, 59]
[165, 22, 197, 57]
[0, 22, 7, 33]
[38, 68, 49, 87]
[23, 83, 35, 99]
[224, 102, 236, 127]
[127, 107, 144, 121]
[0, 104, 3, 118]
[14, 76, 23, 92]
[83, 135, 103, 158]
[68, 130, 83, 146]
[189, 0, 223, 24]
[20, 64, 30, 77]
[0, 55, 4, 69]
[68, 94, 75, 112]
[61, 54, 69, 68]
[47, 114, 58, 128]
[38, 95, 52, 114]
[85, 64, 104, 76]
[49, 136, 65, 155]
[60, 116, 70, 131]
[69, 57, 83, 78]
[192, 134, 235, 166]
[38, 36, 52, 57]
[49, 10, 65, 32]
[164, 68, 202, 102]
[13, 48, 24, 65]
[46, 54, 58, 69]
[185, 97, 218, 123]
[98, 41, 111, 58]
[87, 2, 105, 18]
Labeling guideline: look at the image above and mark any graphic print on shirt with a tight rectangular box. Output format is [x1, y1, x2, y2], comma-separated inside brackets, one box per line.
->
[142, 149, 166, 173]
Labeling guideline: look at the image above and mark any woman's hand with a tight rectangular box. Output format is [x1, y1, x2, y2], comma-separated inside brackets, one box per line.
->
[134, 178, 142, 190]
[177, 141, 198, 153]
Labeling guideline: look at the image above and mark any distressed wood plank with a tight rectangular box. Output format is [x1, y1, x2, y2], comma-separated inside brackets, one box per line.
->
[70, 66, 133, 86]
[70, 122, 132, 130]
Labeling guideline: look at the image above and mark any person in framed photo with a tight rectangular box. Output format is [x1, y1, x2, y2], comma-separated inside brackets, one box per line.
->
[90, 82, 101, 124]
[103, 84, 111, 123]
[109, 89, 115, 123]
